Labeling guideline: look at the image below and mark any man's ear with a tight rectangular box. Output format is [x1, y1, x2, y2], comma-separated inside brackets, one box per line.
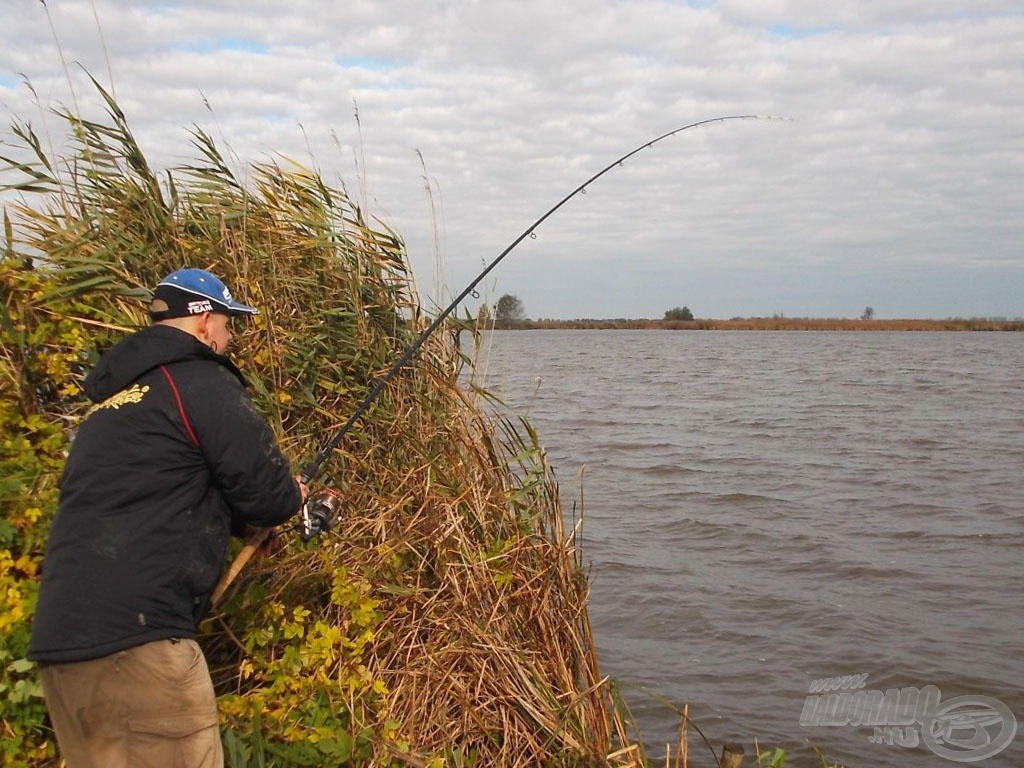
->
[196, 312, 213, 342]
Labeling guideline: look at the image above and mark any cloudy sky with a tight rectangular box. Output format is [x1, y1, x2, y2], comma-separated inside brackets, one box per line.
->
[2, 1, 1021, 319]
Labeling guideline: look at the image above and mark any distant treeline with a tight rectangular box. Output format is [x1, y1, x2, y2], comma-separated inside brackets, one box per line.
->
[492, 317, 1024, 331]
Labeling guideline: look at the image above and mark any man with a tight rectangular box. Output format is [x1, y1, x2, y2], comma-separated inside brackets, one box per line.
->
[29, 267, 308, 768]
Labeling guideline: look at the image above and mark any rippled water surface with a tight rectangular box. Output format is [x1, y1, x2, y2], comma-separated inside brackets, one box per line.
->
[470, 330, 1023, 767]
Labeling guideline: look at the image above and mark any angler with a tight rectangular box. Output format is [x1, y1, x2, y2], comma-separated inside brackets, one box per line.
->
[28, 268, 310, 768]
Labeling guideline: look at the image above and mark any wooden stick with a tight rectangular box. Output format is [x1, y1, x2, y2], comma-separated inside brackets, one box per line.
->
[719, 743, 744, 768]
[210, 527, 275, 607]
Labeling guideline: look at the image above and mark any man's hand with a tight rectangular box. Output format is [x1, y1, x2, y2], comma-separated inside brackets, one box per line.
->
[245, 525, 285, 556]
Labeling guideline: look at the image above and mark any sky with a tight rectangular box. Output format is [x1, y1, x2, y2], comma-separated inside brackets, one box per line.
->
[1, 1, 1021, 320]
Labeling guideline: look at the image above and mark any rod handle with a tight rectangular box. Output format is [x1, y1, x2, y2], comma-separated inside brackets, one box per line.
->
[210, 527, 276, 607]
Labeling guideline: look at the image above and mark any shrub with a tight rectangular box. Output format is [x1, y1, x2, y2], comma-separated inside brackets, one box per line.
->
[663, 306, 694, 321]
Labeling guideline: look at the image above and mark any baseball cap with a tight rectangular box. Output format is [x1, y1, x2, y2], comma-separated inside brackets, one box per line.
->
[150, 268, 258, 320]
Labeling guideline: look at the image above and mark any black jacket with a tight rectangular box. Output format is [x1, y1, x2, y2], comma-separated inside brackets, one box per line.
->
[29, 325, 301, 663]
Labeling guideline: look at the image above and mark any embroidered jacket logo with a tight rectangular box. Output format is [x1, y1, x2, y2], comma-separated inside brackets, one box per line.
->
[86, 384, 150, 416]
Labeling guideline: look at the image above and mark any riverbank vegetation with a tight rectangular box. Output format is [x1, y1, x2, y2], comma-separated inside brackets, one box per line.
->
[0, 83, 646, 767]
[489, 294, 1021, 331]
[507, 317, 1024, 332]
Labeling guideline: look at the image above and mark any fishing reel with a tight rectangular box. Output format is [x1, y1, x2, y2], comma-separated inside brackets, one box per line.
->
[299, 487, 343, 542]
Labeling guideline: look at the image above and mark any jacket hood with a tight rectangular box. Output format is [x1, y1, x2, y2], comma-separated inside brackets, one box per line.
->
[84, 324, 245, 402]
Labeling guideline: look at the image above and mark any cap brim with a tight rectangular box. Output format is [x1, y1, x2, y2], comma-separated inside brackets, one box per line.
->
[225, 303, 259, 316]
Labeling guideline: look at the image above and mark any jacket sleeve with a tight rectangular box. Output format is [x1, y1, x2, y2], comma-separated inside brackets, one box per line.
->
[180, 362, 302, 528]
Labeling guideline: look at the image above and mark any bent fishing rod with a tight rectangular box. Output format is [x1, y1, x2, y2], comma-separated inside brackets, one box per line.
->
[299, 113, 777, 485]
[211, 113, 778, 605]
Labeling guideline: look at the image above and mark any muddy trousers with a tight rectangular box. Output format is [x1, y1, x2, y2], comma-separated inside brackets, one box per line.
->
[39, 638, 223, 768]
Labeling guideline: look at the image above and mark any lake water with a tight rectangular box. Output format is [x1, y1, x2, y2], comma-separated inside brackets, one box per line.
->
[468, 330, 1023, 768]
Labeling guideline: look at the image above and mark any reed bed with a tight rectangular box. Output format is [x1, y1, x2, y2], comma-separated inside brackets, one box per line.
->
[1, 84, 643, 766]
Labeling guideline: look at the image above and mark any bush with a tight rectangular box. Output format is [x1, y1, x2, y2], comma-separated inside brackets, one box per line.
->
[663, 306, 694, 321]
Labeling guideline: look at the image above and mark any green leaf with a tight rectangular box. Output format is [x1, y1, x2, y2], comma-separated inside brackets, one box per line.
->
[7, 658, 35, 674]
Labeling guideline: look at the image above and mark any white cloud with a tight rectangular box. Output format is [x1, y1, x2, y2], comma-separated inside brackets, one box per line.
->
[2, 0, 1022, 318]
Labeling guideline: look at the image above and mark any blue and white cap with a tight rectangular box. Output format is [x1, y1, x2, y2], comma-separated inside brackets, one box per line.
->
[150, 268, 258, 320]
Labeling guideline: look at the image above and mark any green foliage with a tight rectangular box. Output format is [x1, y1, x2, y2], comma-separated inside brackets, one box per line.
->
[758, 746, 787, 767]
[663, 306, 694, 321]
[493, 293, 526, 328]
[220, 715, 375, 768]
[757, 744, 846, 768]
[0, 253, 114, 764]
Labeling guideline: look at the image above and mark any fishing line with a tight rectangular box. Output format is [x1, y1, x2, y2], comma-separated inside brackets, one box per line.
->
[300, 114, 782, 483]
[213, 114, 782, 605]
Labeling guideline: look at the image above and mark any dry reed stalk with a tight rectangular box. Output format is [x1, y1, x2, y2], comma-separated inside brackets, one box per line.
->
[679, 703, 689, 768]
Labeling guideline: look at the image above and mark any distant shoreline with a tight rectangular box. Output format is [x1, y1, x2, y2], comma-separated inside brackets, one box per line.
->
[494, 318, 1024, 332]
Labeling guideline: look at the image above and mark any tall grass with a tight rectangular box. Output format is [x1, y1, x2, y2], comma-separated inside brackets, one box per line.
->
[1, 82, 643, 767]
